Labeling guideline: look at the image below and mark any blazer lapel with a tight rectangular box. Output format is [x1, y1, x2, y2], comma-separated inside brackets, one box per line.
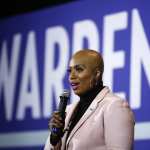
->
[66, 86, 110, 146]
[64, 101, 79, 131]
[61, 101, 79, 150]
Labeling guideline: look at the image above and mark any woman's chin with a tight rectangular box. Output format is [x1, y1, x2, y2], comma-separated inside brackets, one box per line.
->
[73, 89, 81, 96]
[73, 89, 86, 97]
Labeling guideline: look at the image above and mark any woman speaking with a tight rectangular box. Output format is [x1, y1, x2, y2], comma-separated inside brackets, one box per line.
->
[44, 49, 135, 150]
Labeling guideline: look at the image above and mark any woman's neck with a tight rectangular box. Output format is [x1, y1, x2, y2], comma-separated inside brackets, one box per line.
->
[79, 83, 104, 104]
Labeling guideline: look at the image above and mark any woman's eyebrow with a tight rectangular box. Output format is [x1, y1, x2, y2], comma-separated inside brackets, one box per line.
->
[74, 64, 86, 68]
[68, 64, 86, 68]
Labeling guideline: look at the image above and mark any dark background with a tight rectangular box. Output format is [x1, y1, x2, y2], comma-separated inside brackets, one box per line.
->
[0, 0, 75, 19]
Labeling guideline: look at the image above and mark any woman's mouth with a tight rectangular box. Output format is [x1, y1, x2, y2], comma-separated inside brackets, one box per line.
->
[71, 83, 79, 90]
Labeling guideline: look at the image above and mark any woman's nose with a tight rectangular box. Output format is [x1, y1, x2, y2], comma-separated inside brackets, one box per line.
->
[69, 70, 76, 80]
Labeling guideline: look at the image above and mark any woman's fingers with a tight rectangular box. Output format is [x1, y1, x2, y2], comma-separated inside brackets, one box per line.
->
[49, 111, 64, 130]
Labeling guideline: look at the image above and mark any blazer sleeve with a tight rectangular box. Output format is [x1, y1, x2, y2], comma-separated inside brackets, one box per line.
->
[44, 134, 52, 150]
[104, 99, 135, 150]
[44, 134, 61, 150]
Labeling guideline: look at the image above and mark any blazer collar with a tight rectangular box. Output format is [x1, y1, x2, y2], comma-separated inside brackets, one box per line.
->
[66, 86, 110, 146]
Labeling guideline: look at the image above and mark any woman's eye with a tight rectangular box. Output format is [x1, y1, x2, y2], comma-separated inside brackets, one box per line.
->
[67, 66, 84, 74]
[75, 67, 84, 72]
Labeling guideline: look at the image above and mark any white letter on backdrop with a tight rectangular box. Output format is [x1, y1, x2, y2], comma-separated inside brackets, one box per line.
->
[43, 26, 69, 117]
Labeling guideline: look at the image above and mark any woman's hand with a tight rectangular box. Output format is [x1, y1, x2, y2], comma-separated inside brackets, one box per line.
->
[49, 111, 65, 146]
[49, 111, 65, 131]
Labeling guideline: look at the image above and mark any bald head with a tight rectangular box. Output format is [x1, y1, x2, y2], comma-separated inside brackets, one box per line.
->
[72, 49, 104, 78]
[68, 49, 104, 96]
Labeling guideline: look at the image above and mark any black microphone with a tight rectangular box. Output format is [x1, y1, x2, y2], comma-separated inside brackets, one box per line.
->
[58, 89, 70, 120]
[50, 90, 70, 146]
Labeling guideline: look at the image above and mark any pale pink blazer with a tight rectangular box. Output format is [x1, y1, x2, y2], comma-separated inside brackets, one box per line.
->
[44, 87, 135, 150]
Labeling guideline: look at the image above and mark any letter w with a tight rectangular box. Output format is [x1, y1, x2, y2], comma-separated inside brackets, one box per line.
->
[0, 34, 21, 121]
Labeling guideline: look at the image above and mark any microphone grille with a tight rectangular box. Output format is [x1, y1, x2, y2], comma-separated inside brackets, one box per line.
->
[62, 89, 70, 98]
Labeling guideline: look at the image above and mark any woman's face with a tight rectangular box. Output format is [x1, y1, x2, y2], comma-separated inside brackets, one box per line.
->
[68, 55, 97, 96]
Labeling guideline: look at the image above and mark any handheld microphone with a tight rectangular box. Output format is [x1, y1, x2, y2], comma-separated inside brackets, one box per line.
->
[50, 90, 70, 146]
[58, 89, 70, 119]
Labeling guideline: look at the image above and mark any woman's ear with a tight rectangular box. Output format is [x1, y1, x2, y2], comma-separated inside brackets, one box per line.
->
[96, 70, 101, 80]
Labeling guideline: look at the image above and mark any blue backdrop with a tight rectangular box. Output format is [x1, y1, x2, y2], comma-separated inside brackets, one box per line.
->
[0, 0, 150, 149]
